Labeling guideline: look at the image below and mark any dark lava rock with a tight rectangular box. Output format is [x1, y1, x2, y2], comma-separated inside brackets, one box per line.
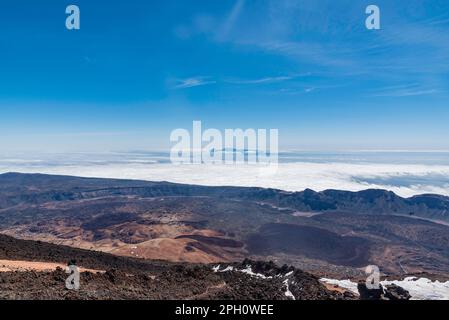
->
[358, 282, 384, 300]
[383, 284, 412, 300]
[358, 281, 411, 300]
[0, 232, 358, 301]
[224, 259, 355, 300]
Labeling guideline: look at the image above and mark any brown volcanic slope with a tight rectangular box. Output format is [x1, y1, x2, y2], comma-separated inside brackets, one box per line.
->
[0, 234, 349, 300]
[1, 172, 449, 277]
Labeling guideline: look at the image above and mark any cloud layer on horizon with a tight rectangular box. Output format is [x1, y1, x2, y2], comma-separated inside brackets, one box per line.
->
[1, 156, 449, 198]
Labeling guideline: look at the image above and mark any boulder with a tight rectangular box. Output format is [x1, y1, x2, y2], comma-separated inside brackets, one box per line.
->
[357, 281, 411, 300]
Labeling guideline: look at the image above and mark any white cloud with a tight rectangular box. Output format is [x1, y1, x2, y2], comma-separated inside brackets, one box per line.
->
[2, 156, 449, 197]
[174, 77, 216, 89]
[219, 0, 246, 39]
[226, 76, 293, 84]
[370, 84, 439, 97]
[225, 73, 310, 85]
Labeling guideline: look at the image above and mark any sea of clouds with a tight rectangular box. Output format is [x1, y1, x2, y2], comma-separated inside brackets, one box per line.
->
[1, 151, 449, 198]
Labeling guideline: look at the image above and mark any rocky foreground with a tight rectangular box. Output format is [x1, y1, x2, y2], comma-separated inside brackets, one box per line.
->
[0, 234, 348, 300]
[0, 256, 414, 300]
[0, 259, 352, 300]
[0, 232, 415, 300]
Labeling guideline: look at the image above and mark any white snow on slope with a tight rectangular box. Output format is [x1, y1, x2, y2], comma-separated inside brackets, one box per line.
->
[383, 277, 449, 300]
[283, 279, 296, 300]
[239, 266, 273, 279]
[320, 277, 449, 300]
[320, 278, 359, 295]
[212, 265, 272, 279]
[213, 265, 296, 300]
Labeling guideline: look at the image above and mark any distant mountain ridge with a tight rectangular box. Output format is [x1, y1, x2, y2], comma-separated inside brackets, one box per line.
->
[1, 172, 449, 276]
[1, 172, 448, 222]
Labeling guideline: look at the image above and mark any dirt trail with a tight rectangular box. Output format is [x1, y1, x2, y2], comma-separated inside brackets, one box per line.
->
[0, 259, 103, 273]
[184, 282, 227, 300]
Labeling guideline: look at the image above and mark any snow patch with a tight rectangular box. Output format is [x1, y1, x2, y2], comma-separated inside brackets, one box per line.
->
[383, 277, 449, 300]
[212, 265, 272, 279]
[283, 279, 296, 300]
[320, 278, 359, 294]
[239, 266, 273, 279]
[320, 277, 449, 300]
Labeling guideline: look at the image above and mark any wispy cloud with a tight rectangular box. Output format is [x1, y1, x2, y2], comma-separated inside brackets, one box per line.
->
[219, 0, 246, 40]
[171, 0, 449, 102]
[185, 1, 449, 82]
[225, 73, 310, 85]
[227, 76, 293, 84]
[370, 84, 439, 97]
[172, 73, 311, 90]
[304, 87, 315, 93]
[82, 56, 95, 65]
[174, 77, 216, 89]
[279, 87, 316, 95]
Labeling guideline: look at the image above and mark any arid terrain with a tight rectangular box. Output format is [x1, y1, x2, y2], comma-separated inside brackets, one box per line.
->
[0, 172, 449, 289]
[0, 233, 353, 300]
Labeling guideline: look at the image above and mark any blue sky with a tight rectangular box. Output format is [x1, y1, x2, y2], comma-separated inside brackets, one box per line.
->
[1, 0, 449, 152]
